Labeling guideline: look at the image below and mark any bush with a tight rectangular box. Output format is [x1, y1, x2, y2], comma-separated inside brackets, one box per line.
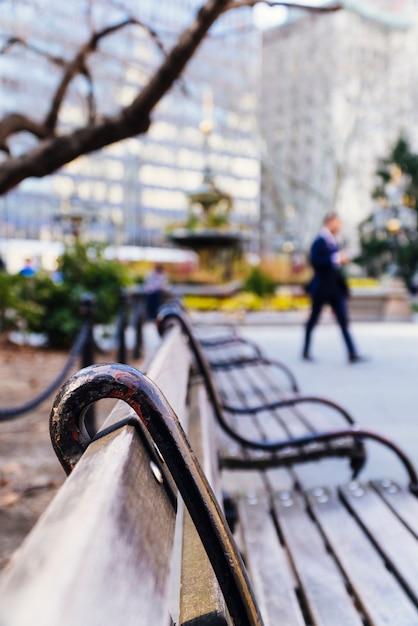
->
[0, 272, 23, 332]
[13, 242, 131, 348]
[243, 267, 275, 297]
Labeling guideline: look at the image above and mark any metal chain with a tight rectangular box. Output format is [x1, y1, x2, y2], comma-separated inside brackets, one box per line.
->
[0, 323, 91, 420]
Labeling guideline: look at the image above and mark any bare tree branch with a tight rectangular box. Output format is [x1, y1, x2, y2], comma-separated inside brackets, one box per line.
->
[0, 0, 230, 194]
[0, 14, 168, 153]
[0, 113, 50, 150]
[0, 36, 67, 66]
[224, 0, 342, 11]
[44, 17, 141, 133]
[0, 0, 342, 194]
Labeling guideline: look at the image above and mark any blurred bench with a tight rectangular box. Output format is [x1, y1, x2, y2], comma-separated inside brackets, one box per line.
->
[1, 318, 418, 625]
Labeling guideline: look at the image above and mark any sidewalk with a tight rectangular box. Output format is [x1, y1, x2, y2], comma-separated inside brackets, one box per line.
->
[239, 321, 418, 487]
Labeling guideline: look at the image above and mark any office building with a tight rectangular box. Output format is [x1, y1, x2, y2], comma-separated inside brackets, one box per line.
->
[0, 1, 260, 247]
[259, 0, 417, 254]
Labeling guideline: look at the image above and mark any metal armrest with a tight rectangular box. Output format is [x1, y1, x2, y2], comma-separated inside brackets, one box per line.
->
[222, 394, 354, 425]
[210, 356, 299, 393]
[50, 363, 262, 626]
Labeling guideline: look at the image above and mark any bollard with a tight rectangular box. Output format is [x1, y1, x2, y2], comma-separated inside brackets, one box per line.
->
[79, 293, 96, 436]
[132, 288, 145, 359]
[117, 288, 128, 364]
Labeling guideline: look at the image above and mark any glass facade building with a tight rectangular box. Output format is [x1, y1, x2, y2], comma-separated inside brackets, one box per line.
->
[0, 1, 260, 247]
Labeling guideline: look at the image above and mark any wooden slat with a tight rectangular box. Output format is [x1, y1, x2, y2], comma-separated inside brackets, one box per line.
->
[146, 324, 191, 420]
[0, 417, 176, 626]
[372, 479, 418, 538]
[273, 490, 363, 626]
[309, 484, 418, 625]
[238, 494, 306, 626]
[340, 481, 418, 606]
[179, 379, 228, 625]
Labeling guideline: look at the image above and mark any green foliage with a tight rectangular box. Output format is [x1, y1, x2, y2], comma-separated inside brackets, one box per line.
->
[0, 272, 23, 331]
[11, 242, 131, 348]
[360, 134, 418, 284]
[243, 267, 275, 297]
[373, 134, 418, 206]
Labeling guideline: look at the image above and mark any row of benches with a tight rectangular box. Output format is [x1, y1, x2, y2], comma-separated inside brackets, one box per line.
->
[0, 304, 417, 624]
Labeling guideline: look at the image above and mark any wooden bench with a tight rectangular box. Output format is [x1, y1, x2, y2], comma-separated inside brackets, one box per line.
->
[1, 318, 418, 625]
[158, 305, 368, 482]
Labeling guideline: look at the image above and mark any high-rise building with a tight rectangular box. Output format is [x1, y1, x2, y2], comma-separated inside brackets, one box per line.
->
[0, 1, 260, 247]
[259, 0, 418, 254]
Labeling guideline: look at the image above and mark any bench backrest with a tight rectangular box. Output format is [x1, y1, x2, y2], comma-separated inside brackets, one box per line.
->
[0, 327, 189, 626]
[0, 326, 263, 626]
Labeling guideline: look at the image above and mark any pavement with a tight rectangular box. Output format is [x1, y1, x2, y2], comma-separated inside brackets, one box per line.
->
[239, 320, 418, 488]
[143, 316, 418, 489]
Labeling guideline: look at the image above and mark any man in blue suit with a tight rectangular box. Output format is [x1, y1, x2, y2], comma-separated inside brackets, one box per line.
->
[303, 213, 365, 363]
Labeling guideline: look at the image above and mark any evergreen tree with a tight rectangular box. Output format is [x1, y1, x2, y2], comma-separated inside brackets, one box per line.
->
[358, 135, 418, 290]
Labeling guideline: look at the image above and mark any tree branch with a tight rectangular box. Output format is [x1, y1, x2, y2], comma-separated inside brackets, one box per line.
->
[0, 0, 230, 194]
[44, 17, 143, 133]
[0, 36, 66, 66]
[0, 114, 50, 153]
[224, 0, 342, 11]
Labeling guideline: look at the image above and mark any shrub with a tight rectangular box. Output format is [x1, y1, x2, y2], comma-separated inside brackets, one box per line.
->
[13, 242, 131, 348]
[243, 267, 275, 297]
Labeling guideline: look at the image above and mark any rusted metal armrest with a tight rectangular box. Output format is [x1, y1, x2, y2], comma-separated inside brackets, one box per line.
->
[50, 363, 263, 626]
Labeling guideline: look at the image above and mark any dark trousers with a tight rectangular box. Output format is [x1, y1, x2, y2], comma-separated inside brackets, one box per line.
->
[303, 294, 356, 357]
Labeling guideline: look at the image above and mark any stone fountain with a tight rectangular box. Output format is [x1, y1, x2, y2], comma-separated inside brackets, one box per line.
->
[168, 92, 248, 281]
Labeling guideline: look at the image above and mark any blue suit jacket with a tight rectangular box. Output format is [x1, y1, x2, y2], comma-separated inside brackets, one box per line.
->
[308, 234, 348, 300]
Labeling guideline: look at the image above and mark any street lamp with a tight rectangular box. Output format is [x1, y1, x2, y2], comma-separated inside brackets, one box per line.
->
[385, 216, 401, 275]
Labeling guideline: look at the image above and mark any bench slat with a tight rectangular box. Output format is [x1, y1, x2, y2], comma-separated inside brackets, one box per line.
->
[179, 379, 229, 625]
[308, 485, 418, 625]
[273, 490, 363, 626]
[340, 482, 418, 606]
[238, 494, 306, 626]
[146, 325, 191, 418]
[0, 421, 176, 626]
[372, 479, 418, 538]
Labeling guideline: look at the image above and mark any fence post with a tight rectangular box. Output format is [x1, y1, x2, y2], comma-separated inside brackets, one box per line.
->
[117, 288, 128, 364]
[79, 293, 96, 436]
[134, 288, 145, 360]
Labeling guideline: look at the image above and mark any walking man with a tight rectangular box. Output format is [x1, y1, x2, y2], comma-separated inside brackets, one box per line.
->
[302, 213, 365, 363]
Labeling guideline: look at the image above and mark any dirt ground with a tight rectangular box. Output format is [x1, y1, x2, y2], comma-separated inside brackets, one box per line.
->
[0, 334, 142, 571]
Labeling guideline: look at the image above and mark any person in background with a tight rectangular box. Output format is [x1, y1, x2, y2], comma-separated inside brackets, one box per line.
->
[302, 213, 367, 364]
[144, 263, 169, 322]
[19, 258, 36, 277]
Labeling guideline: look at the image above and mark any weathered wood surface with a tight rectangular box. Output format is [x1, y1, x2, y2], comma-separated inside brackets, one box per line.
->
[179, 378, 229, 625]
[0, 421, 176, 626]
[196, 325, 418, 625]
[0, 326, 191, 626]
[234, 482, 418, 625]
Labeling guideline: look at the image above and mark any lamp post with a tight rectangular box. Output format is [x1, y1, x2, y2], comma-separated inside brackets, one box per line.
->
[385, 216, 401, 276]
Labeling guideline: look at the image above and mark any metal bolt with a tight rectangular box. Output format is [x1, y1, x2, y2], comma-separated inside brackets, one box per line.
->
[150, 461, 164, 484]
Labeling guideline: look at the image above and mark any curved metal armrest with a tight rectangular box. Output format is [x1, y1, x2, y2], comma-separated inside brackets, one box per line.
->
[210, 356, 299, 393]
[222, 394, 354, 425]
[50, 363, 263, 626]
[199, 335, 242, 347]
[221, 422, 418, 492]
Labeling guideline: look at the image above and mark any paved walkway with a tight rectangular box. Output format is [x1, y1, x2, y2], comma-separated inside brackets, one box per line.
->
[240, 321, 418, 487]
